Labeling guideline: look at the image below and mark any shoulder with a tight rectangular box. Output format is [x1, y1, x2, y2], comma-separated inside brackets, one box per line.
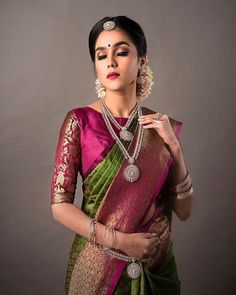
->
[66, 105, 91, 129]
[57, 109, 81, 136]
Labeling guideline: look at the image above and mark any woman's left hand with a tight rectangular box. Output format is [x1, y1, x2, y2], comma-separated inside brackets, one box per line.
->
[138, 113, 179, 147]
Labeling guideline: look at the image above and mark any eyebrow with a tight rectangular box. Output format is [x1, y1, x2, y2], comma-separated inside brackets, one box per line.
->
[95, 41, 130, 52]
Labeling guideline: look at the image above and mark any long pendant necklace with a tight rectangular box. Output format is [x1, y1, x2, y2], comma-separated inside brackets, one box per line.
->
[101, 102, 144, 183]
[105, 248, 142, 279]
[101, 98, 139, 141]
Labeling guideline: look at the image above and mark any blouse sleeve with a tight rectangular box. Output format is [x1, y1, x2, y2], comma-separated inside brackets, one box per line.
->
[50, 110, 81, 205]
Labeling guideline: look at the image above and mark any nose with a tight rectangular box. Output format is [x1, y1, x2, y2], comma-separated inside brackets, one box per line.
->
[107, 53, 117, 68]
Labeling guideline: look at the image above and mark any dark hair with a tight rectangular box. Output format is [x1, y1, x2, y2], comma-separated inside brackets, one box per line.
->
[88, 16, 147, 63]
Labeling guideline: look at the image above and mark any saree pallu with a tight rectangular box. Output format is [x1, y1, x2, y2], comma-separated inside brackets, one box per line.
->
[60, 106, 182, 295]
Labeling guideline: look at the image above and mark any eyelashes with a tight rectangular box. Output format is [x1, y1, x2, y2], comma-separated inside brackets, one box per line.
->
[97, 51, 129, 60]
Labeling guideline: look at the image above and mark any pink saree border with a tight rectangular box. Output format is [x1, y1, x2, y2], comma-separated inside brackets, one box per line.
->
[107, 120, 183, 295]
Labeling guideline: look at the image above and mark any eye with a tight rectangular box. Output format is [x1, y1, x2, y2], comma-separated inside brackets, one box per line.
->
[117, 51, 128, 56]
[97, 55, 107, 60]
[97, 51, 129, 60]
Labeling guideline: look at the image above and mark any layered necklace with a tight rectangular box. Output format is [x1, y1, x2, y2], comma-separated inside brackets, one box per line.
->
[100, 99, 144, 183]
[101, 98, 139, 141]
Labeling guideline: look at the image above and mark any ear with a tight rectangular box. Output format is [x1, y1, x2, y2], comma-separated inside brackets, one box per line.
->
[138, 55, 147, 69]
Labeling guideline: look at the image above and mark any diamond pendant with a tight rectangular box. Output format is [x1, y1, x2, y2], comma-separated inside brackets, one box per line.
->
[123, 164, 140, 182]
[119, 129, 134, 141]
[127, 259, 141, 279]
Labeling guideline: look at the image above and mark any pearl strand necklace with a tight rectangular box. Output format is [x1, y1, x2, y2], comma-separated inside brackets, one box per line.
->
[101, 98, 140, 141]
[101, 102, 144, 182]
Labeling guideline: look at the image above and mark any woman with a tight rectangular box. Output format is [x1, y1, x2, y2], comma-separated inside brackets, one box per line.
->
[50, 16, 193, 295]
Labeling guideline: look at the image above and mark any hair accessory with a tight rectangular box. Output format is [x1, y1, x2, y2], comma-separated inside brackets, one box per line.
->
[103, 20, 116, 31]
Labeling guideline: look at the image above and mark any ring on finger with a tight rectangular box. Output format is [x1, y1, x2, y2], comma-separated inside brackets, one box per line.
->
[153, 119, 164, 124]
[153, 112, 163, 120]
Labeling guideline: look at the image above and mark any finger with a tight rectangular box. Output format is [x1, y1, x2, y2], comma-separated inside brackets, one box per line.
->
[141, 256, 153, 263]
[143, 232, 159, 239]
[139, 117, 164, 124]
[141, 248, 156, 262]
[139, 113, 164, 119]
[139, 116, 163, 122]
[150, 247, 157, 256]
[143, 123, 162, 129]
[142, 251, 153, 260]
[139, 115, 158, 121]
[141, 257, 149, 262]
[149, 237, 161, 247]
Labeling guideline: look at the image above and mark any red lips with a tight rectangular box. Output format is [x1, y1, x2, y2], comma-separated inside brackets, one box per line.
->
[107, 72, 120, 79]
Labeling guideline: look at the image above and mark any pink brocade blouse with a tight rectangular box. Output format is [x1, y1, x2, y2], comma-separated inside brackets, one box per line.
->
[50, 107, 130, 205]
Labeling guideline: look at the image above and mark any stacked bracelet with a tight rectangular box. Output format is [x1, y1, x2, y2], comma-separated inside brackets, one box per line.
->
[87, 217, 141, 279]
[87, 216, 170, 280]
[88, 217, 97, 245]
[169, 170, 193, 199]
[99, 225, 117, 251]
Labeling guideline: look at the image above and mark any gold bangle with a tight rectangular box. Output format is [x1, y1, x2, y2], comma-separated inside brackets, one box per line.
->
[175, 185, 194, 200]
[169, 171, 193, 194]
[169, 170, 188, 186]
[106, 225, 115, 249]
[100, 224, 109, 249]
[90, 218, 97, 245]
[91, 220, 97, 245]
[110, 227, 117, 249]
[88, 217, 95, 244]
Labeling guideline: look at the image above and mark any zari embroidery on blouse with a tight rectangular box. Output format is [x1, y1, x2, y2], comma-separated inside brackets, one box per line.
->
[50, 110, 81, 204]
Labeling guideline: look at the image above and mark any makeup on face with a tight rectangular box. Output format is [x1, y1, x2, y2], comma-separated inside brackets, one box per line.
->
[95, 40, 130, 52]
[95, 41, 130, 60]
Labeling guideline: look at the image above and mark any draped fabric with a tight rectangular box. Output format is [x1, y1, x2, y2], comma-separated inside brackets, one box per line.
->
[50, 106, 183, 295]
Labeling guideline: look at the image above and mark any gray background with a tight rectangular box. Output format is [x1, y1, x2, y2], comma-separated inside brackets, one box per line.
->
[1, 0, 235, 294]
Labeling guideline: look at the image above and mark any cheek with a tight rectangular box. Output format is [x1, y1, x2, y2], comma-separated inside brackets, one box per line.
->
[95, 63, 102, 75]
[95, 63, 107, 82]
[124, 59, 138, 77]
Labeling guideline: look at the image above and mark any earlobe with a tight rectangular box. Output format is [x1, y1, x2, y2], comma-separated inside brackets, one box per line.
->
[138, 56, 147, 68]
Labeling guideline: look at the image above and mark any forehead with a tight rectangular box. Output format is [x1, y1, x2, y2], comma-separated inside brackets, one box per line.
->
[95, 28, 135, 49]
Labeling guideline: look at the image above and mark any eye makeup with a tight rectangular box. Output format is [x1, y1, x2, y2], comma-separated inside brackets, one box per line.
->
[97, 48, 129, 60]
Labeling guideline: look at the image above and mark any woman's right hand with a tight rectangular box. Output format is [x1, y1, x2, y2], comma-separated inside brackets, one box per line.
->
[119, 232, 161, 262]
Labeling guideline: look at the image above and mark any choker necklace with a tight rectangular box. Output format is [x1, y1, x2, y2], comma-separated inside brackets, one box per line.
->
[100, 101, 144, 182]
[101, 99, 139, 141]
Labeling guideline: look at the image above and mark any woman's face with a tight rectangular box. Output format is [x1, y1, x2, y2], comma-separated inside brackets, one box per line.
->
[94, 28, 145, 94]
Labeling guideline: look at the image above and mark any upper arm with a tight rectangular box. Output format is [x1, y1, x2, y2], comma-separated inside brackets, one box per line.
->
[50, 110, 81, 205]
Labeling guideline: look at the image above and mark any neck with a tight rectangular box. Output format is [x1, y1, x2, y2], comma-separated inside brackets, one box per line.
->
[102, 88, 138, 118]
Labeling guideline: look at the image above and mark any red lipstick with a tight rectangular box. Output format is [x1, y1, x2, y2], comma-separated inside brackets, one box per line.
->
[107, 72, 120, 79]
